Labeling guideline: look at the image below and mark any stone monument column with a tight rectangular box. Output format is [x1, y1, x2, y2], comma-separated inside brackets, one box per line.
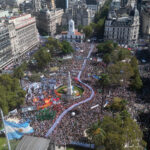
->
[67, 71, 73, 96]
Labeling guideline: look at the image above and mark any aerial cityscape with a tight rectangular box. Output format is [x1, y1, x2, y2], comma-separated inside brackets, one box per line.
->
[0, 0, 149, 150]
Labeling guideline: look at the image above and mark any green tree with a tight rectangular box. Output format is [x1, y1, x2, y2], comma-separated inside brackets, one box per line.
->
[78, 25, 83, 32]
[13, 67, 24, 80]
[109, 97, 127, 113]
[46, 37, 62, 53]
[97, 41, 115, 54]
[87, 121, 106, 146]
[107, 62, 134, 86]
[98, 73, 111, 114]
[131, 73, 143, 90]
[34, 47, 51, 70]
[88, 115, 146, 150]
[103, 53, 111, 65]
[0, 75, 25, 114]
[83, 25, 93, 39]
[95, 18, 105, 38]
[120, 110, 130, 121]
[117, 48, 131, 61]
[130, 56, 138, 69]
[61, 40, 74, 54]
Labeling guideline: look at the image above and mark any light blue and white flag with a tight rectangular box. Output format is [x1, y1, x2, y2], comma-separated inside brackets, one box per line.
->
[4, 120, 34, 140]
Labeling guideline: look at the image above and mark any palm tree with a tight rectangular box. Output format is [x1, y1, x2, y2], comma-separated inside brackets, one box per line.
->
[87, 121, 106, 147]
[98, 73, 111, 114]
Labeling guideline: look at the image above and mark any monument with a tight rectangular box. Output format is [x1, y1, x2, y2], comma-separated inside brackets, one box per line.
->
[67, 71, 73, 96]
[55, 72, 84, 100]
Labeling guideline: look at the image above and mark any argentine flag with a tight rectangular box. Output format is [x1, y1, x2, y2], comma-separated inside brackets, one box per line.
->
[4, 120, 34, 140]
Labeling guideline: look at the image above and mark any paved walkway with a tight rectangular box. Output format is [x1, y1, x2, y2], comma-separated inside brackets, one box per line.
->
[45, 44, 95, 137]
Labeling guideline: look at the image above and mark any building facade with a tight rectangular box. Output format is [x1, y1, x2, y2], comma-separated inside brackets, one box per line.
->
[32, 0, 42, 12]
[62, 1, 95, 27]
[6, 0, 25, 7]
[0, 23, 13, 70]
[36, 8, 64, 36]
[8, 14, 39, 58]
[104, 4, 140, 46]
[85, 0, 105, 11]
[141, 1, 150, 38]
[61, 19, 84, 42]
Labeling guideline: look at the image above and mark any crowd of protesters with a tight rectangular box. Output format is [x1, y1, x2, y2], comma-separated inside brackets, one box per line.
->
[12, 41, 146, 146]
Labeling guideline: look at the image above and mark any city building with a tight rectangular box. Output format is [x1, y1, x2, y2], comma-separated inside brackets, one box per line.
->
[62, 1, 95, 27]
[8, 14, 39, 58]
[0, 23, 13, 70]
[111, 0, 121, 10]
[6, 0, 25, 7]
[104, 4, 140, 46]
[141, 1, 150, 38]
[0, 10, 10, 18]
[32, 0, 41, 12]
[85, 0, 105, 11]
[36, 8, 64, 36]
[45, 0, 56, 10]
[61, 19, 84, 42]
[20, 1, 33, 13]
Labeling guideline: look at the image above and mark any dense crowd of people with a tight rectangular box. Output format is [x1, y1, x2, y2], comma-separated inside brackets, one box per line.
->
[12, 42, 148, 146]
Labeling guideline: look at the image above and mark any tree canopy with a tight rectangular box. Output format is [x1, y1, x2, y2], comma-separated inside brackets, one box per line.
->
[87, 114, 146, 150]
[33, 47, 51, 70]
[107, 62, 134, 86]
[61, 40, 74, 54]
[96, 41, 142, 89]
[0, 75, 25, 114]
[46, 37, 62, 53]
[107, 97, 127, 113]
[83, 25, 93, 39]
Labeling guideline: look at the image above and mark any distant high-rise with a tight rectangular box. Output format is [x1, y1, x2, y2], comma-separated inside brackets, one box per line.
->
[33, 0, 41, 12]
[46, 0, 56, 10]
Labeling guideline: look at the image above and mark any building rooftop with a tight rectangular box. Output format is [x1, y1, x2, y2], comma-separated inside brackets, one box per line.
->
[75, 30, 82, 36]
[16, 135, 51, 150]
[8, 14, 36, 29]
[61, 30, 83, 36]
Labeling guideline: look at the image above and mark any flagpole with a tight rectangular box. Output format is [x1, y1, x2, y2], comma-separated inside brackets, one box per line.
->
[0, 108, 11, 150]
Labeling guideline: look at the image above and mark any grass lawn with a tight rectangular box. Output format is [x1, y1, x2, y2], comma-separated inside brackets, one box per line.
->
[0, 137, 6, 150]
[0, 137, 20, 150]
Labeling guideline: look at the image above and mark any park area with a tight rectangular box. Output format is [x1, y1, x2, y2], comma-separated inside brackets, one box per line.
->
[0, 137, 20, 150]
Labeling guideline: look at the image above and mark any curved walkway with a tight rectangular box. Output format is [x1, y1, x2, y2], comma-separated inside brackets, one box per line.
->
[45, 44, 95, 137]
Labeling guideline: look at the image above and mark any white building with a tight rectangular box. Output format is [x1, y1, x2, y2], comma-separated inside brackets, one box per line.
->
[0, 10, 10, 18]
[61, 19, 84, 42]
[8, 14, 39, 58]
[104, 6, 140, 46]
[0, 23, 13, 70]
[6, 0, 25, 7]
